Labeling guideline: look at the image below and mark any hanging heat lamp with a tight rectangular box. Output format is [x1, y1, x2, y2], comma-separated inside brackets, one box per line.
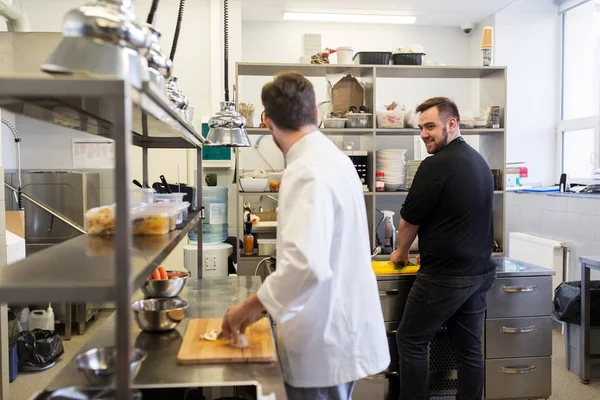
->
[41, 0, 150, 89]
[143, 0, 173, 95]
[206, 0, 251, 147]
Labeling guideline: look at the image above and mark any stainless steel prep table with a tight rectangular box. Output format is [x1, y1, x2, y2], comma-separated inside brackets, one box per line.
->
[578, 256, 600, 384]
[42, 277, 286, 399]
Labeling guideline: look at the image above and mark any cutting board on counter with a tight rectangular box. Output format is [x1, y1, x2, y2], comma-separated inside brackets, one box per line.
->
[177, 318, 276, 365]
[372, 261, 420, 276]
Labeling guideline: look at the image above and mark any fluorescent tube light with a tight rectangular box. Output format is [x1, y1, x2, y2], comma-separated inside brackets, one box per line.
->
[283, 12, 416, 25]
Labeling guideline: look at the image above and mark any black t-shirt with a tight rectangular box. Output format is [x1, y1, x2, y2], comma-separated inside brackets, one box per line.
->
[400, 137, 495, 276]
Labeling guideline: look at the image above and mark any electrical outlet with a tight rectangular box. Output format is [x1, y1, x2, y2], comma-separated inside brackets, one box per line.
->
[205, 255, 217, 271]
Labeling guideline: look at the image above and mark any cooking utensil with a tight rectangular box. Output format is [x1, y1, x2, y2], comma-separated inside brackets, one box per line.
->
[132, 298, 188, 332]
[160, 175, 173, 193]
[177, 318, 276, 364]
[152, 182, 164, 194]
[141, 270, 189, 298]
[132, 179, 143, 189]
[75, 347, 146, 386]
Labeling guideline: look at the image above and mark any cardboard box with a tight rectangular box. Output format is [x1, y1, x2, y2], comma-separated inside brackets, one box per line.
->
[5, 210, 24, 238]
[332, 75, 364, 116]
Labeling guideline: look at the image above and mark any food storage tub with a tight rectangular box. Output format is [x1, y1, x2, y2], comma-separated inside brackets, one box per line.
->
[146, 203, 182, 228]
[85, 206, 116, 236]
[268, 172, 283, 192]
[392, 53, 425, 65]
[460, 119, 475, 129]
[323, 118, 347, 129]
[130, 188, 155, 205]
[131, 208, 171, 235]
[346, 113, 373, 128]
[353, 51, 392, 65]
[258, 239, 277, 256]
[377, 110, 405, 128]
[153, 192, 186, 204]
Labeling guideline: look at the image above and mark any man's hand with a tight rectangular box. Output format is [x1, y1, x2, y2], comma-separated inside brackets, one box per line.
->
[221, 294, 265, 340]
[390, 249, 409, 266]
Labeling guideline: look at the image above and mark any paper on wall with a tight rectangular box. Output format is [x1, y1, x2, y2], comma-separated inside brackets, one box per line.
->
[72, 139, 114, 169]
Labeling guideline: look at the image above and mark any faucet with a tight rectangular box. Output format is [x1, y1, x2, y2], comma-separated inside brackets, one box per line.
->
[260, 194, 279, 204]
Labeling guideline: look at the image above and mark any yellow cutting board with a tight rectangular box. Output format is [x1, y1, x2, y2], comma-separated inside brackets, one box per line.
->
[372, 261, 420, 275]
[177, 318, 276, 364]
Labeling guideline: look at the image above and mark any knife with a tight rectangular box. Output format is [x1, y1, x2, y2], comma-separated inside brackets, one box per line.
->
[160, 175, 173, 194]
[132, 179, 143, 189]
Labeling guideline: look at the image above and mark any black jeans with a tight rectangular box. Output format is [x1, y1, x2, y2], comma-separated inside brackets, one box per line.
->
[397, 270, 496, 400]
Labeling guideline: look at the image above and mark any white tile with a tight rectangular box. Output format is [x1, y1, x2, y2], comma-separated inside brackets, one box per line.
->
[566, 212, 582, 238]
[554, 197, 567, 212]
[594, 216, 600, 241]
[568, 197, 597, 215]
[578, 213, 596, 240]
[541, 209, 554, 234]
[541, 195, 554, 211]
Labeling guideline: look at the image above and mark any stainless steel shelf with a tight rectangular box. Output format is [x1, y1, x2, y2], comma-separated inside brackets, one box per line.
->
[237, 62, 374, 77]
[376, 128, 504, 136]
[246, 127, 373, 135]
[0, 75, 204, 149]
[0, 211, 200, 304]
[375, 65, 506, 79]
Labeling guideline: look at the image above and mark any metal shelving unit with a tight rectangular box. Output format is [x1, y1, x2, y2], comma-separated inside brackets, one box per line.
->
[235, 62, 507, 256]
[0, 74, 205, 398]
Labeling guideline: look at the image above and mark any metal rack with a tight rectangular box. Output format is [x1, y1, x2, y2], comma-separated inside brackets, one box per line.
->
[0, 74, 205, 398]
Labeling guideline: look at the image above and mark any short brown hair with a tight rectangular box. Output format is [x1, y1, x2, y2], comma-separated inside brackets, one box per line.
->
[416, 97, 461, 123]
[261, 72, 317, 131]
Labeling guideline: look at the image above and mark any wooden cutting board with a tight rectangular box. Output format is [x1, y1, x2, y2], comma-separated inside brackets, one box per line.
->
[177, 318, 276, 364]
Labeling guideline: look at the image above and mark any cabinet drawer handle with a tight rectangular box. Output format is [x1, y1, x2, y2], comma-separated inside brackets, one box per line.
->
[502, 366, 536, 374]
[502, 326, 536, 334]
[366, 371, 399, 380]
[379, 289, 400, 296]
[502, 285, 537, 293]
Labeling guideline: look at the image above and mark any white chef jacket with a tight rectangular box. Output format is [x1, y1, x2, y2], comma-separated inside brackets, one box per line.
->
[257, 131, 390, 388]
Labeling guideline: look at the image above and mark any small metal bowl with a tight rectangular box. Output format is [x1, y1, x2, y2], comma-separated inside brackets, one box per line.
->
[141, 270, 189, 298]
[132, 298, 188, 332]
[75, 347, 146, 386]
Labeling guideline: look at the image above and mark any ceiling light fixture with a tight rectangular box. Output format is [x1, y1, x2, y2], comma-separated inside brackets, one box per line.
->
[283, 12, 416, 25]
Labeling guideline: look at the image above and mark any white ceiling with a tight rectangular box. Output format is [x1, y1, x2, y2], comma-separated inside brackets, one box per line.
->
[242, 0, 520, 27]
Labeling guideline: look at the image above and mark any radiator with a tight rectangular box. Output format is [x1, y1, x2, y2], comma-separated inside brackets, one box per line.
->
[508, 232, 567, 292]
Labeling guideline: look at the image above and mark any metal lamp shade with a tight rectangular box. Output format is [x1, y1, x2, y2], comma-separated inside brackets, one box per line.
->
[206, 101, 251, 147]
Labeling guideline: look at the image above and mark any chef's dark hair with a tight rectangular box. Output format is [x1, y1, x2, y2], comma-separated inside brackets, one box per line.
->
[261, 72, 317, 131]
[416, 97, 461, 123]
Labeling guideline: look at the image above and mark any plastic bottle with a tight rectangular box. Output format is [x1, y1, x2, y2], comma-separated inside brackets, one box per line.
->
[47, 303, 55, 331]
[19, 307, 29, 331]
[244, 214, 254, 256]
[382, 210, 396, 254]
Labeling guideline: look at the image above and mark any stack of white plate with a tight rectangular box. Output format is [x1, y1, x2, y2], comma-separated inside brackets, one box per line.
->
[376, 149, 407, 191]
[407, 160, 423, 189]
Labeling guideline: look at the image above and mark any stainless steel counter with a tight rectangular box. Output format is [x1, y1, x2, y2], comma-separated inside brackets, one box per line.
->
[44, 277, 286, 399]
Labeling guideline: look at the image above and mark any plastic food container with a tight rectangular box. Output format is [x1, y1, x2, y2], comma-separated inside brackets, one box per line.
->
[460, 119, 475, 129]
[392, 53, 425, 65]
[85, 206, 116, 236]
[346, 113, 373, 128]
[143, 204, 179, 230]
[377, 110, 405, 128]
[258, 239, 277, 256]
[153, 193, 185, 204]
[268, 172, 283, 193]
[130, 188, 155, 205]
[323, 118, 347, 129]
[353, 51, 392, 65]
[131, 208, 171, 235]
[336, 46, 354, 64]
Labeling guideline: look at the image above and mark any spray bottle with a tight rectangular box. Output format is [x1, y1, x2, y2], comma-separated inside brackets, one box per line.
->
[382, 210, 396, 254]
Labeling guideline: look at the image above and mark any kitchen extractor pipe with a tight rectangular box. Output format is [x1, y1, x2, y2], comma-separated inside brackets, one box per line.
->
[0, 0, 30, 31]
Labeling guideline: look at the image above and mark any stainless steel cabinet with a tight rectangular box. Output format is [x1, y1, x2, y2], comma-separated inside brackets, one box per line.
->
[485, 275, 553, 400]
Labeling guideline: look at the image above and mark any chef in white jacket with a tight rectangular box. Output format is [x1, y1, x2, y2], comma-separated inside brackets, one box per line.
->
[222, 72, 390, 399]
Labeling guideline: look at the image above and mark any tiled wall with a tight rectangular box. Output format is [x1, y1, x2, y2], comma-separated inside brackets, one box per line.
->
[507, 192, 600, 280]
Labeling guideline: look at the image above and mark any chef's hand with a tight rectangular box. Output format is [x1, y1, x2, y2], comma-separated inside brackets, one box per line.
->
[390, 249, 409, 266]
[221, 294, 265, 339]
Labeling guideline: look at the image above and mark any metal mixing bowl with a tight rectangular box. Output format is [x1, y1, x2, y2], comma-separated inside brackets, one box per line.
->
[141, 270, 189, 298]
[75, 347, 146, 386]
[132, 298, 188, 332]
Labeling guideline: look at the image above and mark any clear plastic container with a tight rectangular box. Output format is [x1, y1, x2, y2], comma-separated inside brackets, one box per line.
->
[154, 193, 186, 204]
[85, 206, 116, 236]
[131, 207, 171, 235]
[143, 204, 179, 231]
[346, 113, 373, 128]
[323, 118, 347, 129]
[130, 188, 155, 205]
[201, 186, 228, 245]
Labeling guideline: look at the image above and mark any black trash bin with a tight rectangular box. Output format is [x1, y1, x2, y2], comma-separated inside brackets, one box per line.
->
[554, 280, 600, 326]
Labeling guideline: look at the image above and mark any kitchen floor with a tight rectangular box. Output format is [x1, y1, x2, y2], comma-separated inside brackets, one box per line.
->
[8, 322, 600, 400]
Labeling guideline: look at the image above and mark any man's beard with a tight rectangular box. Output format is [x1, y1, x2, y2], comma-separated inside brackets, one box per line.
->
[429, 127, 448, 154]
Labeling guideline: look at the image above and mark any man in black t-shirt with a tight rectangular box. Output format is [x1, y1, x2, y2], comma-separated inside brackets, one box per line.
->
[390, 97, 496, 400]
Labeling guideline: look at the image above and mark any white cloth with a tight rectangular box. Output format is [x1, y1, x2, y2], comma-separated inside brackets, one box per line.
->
[257, 131, 390, 388]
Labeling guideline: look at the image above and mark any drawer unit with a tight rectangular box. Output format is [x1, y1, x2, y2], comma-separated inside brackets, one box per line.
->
[353, 364, 399, 400]
[487, 276, 552, 318]
[485, 357, 551, 400]
[386, 322, 398, 364]
[377, 278, 414, 322]
[486, 317, 552, 359]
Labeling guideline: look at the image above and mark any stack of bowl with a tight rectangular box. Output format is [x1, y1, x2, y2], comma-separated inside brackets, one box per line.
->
[376, 149, 407, 191]
[406, 160, 423, 189]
